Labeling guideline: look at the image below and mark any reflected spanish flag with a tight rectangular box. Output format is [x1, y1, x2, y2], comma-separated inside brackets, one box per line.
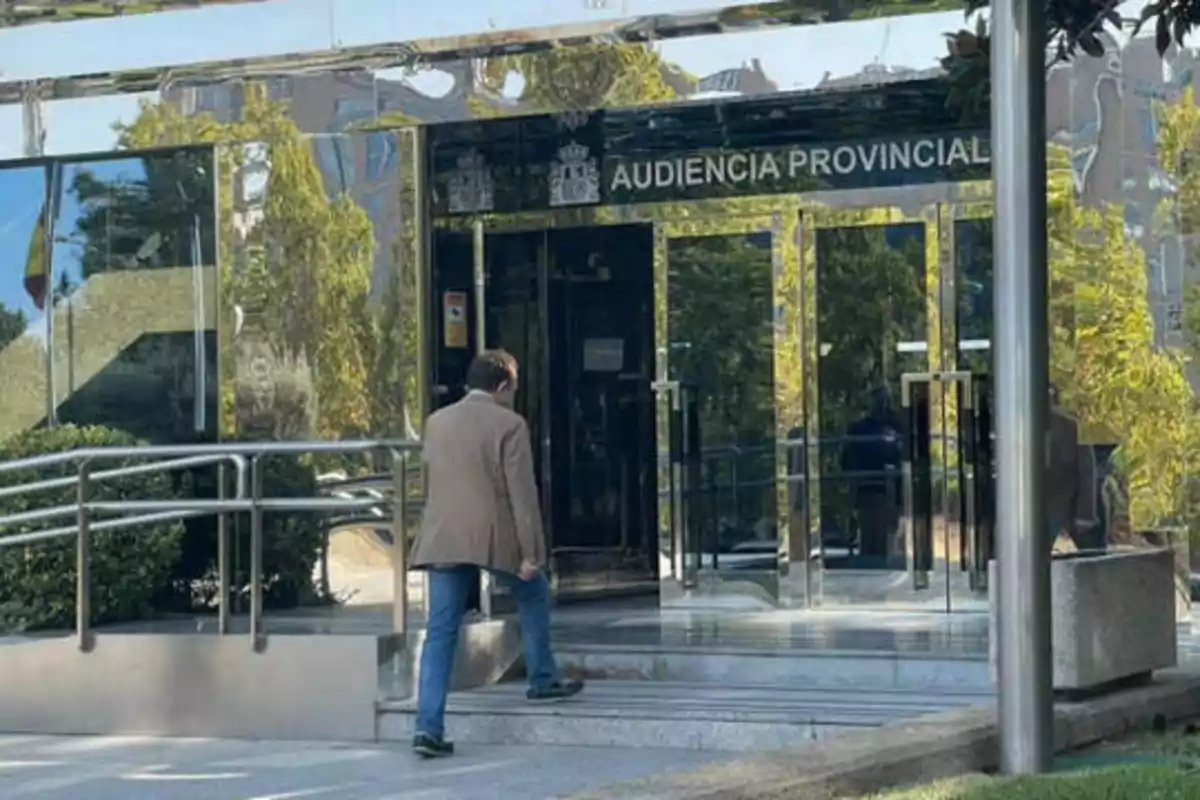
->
[24, 208, 47, 311]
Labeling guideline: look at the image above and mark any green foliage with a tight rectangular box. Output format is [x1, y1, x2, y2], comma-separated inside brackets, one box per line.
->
[0, 302, 26, 351]
[166, 448, 324, 609]
[1045, 145, 1193, 530]
[1138, 0, 1200, 57]
[1155, 85, 1200, 542]
[475, 42, 690, 113]
[116, 86, 378, 445]
[250, 454, 323, 608]
[68, 148, 214, 281]
[1156, 86, 1200, 244]
[0, 425, 185, 630]
[668, 234, 775, 450]
[164, 451, 323, 612]
[231, 342, 317, 441]
[942, 1, 1198, 121]
[61, 83, 417, 610]
[873, 764, 1197, 799]
[814, 225, 926, 438]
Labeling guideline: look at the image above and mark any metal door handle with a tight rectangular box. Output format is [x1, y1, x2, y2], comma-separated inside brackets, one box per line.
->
[902, 460, 918, 587]
[651, 379, 682, 410]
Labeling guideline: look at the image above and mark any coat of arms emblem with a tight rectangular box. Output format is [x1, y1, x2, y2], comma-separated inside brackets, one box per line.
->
[447, 149, 494, 214]
[549, 140, 600, 207]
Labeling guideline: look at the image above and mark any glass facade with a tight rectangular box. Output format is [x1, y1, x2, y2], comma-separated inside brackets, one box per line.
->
[0, 147, 218, 445]
[2, 3, 1199, 620]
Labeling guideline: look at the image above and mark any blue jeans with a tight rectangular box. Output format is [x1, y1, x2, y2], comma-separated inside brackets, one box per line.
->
[416, 565, 559, 738]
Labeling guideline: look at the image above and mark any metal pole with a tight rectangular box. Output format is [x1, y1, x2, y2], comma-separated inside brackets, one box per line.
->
[43, 163, 57, 428]
[991, 0, 1053, 775]
[217, 463, 231, 635]
[76, 460, 94, 652]
[249, 456, 264, 652]
[412, 125, 433, 430]
[392, 450, 409, 636]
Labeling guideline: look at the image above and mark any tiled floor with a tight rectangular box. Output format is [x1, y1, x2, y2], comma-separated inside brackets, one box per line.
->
[548, 601, 992, 657]
[13, 587, 1200, 667]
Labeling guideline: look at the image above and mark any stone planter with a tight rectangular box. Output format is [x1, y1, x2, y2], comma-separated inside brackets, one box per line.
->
[988, 548, 1177, 694]
[1137, 528, 1192, 622]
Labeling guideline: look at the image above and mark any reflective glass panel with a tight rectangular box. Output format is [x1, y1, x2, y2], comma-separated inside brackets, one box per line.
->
[0, 165, 49, 444]
[955, 218, 993, 378]
[667, 232, 777, 568]
[50, 150, 218, 443]
[816, 223, 925, 573]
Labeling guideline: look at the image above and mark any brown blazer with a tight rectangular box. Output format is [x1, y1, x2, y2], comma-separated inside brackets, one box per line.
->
[410, 392, 546, 575]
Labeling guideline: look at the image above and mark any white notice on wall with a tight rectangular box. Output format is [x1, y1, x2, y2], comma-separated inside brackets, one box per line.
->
[583, 338, 625, 372]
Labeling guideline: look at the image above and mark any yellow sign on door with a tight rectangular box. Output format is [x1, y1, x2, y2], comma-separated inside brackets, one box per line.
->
[443, 291, 468, 348]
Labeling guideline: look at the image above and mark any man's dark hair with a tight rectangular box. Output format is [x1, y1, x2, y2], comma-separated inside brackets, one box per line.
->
[465, 349, 517, 392]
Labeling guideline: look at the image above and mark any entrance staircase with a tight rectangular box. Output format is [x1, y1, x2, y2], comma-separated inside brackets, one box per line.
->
[376, 607, 996, 752]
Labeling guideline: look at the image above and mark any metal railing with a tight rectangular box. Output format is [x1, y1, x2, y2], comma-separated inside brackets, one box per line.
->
[0, 440, 420, 653]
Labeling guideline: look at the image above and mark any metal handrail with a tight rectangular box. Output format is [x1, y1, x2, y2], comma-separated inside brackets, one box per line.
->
[0, 439, 420, 654]
[0, 439, 405, 474]
[0, 453, 243, 501]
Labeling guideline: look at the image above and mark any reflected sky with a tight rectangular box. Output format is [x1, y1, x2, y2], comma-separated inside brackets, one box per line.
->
[0, 0, 767, 80]
[0, 0, 1170, 160]
[0, 166, 46, 328]
[0, 10, 965, 157]
[0, 158, 154, 328]
[0, 0, 1160, 84]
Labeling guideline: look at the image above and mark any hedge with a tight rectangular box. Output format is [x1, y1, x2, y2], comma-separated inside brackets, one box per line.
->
[0, 425, 186, 631]
[0, 425, 331, 630]
[165, 449, 323, 612]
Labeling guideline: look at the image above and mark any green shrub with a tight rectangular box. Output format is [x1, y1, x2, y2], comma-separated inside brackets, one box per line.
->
[165, 449, 324, 612]
[0, 425, 185, 630]
[254, 453, 324, 608]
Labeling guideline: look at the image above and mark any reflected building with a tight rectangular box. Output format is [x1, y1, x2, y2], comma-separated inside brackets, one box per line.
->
[1, 5, 1199, 618]
[1045, 34, 1200, 355]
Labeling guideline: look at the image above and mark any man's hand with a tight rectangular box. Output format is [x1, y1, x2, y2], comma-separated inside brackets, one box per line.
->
[518, 559, 540, 581]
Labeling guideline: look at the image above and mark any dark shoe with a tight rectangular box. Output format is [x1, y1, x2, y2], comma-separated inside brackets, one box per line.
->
[526, 679, 585, 703]
[412, 732, 454, 759]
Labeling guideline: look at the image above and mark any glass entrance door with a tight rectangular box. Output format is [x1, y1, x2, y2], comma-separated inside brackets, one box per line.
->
[808, 202, 996, 612]
[808, 205, 947, 610]
[949, 207, 996, 608]
[542, 225, 658, 598]
[654, 214, 795, 608]
[452, 225, 660, 602]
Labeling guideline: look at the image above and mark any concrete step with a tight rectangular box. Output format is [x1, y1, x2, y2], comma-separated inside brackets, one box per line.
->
[376, 680, 993, 752]
[554, 645, 994, 692]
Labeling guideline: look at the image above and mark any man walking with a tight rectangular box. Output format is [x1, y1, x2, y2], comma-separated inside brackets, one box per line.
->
[410, 349, 583, 758]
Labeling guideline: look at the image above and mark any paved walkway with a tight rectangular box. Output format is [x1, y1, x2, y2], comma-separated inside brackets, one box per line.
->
[0, 735, 731, 799]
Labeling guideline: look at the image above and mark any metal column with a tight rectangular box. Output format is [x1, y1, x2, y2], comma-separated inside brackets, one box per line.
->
[991, 0, 1053, 775]
[411, 124, 433, 431]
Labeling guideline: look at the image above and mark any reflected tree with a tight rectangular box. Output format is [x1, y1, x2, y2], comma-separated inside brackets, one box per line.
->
[117, 86, 378, 443]
[668, 234, 774, 451]
[1045, 145, 1193, 533]
[666, 232, 778, 544]
[1155, 86, 1200, 556]
[943, 1, 1200, 120]
[815, 225, 926, 440]
[0, 304, 25, 351]
[938, 10, 1200, 539]
[474, 43, 691, 113]
[36, 154, 219, 445]
[1157, 87, 1200, 357]
[811, 218, 928, 545]
[69, 151, 214, 278]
